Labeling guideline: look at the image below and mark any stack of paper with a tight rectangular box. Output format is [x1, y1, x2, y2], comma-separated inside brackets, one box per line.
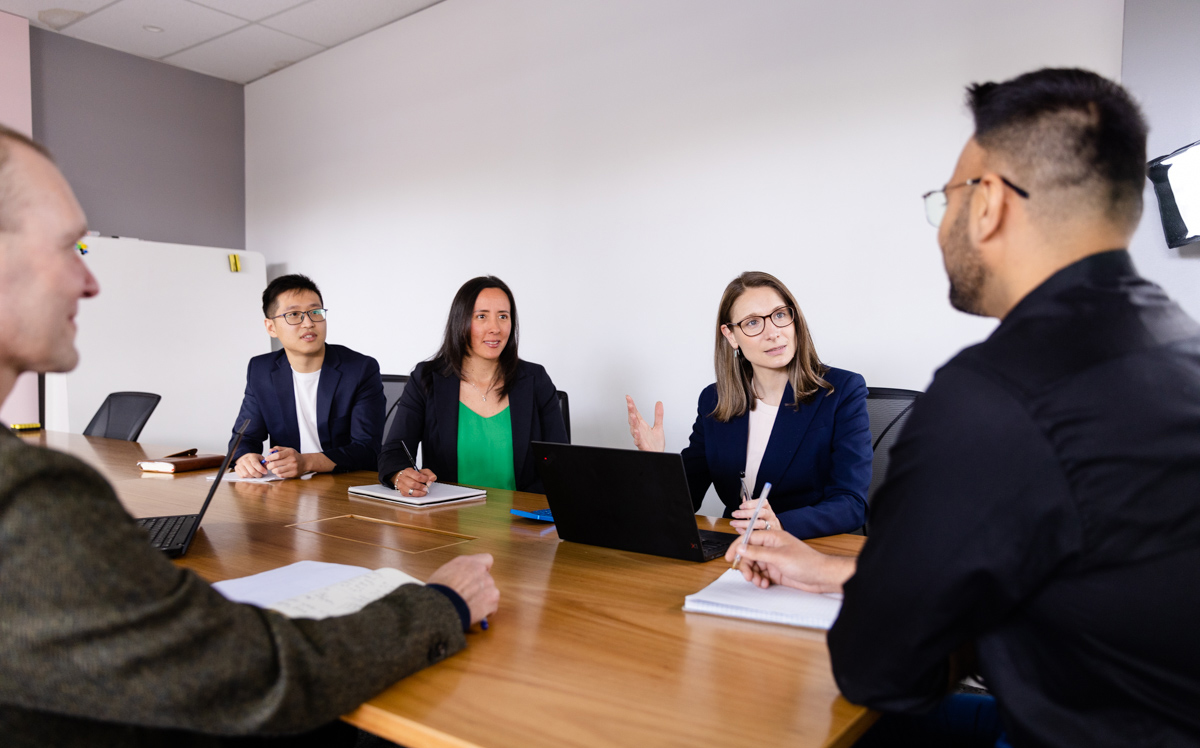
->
[683, 569, 843, 630]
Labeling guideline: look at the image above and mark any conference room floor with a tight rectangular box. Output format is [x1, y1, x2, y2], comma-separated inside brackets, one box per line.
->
[23, 431, 874, 748]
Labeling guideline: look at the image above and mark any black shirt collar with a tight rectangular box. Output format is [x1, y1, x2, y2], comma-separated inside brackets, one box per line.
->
[999, 248, 1135, 327]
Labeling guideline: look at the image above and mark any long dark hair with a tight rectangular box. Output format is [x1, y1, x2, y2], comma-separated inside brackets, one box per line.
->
[423, 276, 520, 398]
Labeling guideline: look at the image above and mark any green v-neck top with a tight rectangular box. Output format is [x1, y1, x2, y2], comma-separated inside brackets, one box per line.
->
[456, 403, 516, 490]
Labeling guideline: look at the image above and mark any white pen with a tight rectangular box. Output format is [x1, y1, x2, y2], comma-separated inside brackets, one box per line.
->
[731, 482, 772, 570]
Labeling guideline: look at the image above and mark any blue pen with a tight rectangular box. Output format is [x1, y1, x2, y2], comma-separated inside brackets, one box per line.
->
[481, 618, 489, 631]
[259, 448, 278, 466]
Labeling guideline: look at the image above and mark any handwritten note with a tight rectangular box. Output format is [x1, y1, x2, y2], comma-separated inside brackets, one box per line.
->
[269, 567, 422, 620]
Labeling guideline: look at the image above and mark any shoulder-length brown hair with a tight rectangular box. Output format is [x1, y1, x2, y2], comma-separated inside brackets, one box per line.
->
[423, 276, 521, 398]
[711, 271, 831, 422]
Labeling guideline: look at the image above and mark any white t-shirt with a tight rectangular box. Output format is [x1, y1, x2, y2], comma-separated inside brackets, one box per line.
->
[743, 399, 779, 499]
[292, 368, 323, 456]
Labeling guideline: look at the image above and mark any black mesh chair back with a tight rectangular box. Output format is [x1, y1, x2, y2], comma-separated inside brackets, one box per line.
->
[865, 387, 922, 505]
[83, 391, 161, 442]
[381, 374, 410, 439]
[556, 390, 571, 443]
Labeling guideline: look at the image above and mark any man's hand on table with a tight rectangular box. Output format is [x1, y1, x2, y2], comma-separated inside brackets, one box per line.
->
[428, 554, 499, 626]
[724, 530, 856, 595]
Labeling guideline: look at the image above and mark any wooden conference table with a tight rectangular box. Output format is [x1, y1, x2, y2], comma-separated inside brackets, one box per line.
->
[24, 432, 874, 748]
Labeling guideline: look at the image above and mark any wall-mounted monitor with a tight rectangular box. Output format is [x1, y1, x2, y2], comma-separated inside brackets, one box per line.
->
[1148, 139, 1200, 249]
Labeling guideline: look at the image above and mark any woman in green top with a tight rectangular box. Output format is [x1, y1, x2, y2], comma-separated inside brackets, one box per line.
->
[379, 276, 569, 496]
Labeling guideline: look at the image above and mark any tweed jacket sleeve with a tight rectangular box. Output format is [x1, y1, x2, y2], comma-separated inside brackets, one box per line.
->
[0, 430, 465, 740]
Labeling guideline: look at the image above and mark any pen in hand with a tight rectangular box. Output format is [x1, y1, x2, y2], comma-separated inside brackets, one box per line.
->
[399, 440, 418, 472]
[731, 482, 772, 571]
[396, 441, 434, 492]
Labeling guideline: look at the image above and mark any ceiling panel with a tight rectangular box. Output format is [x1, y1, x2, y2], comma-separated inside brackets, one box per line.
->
[0, 0, 445, 83]
[164, 22, 323, 84]
[261, 0, 441, 47]
[0, 0, 111, 29]
[187, 0, 311, 23]
[63, 0, 246, 58]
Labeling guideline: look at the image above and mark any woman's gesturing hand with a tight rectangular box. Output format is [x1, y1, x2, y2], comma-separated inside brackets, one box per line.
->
[626, 395, 665, 452]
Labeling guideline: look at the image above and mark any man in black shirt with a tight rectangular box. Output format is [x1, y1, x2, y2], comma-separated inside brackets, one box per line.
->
[728, 69, 1200, 747]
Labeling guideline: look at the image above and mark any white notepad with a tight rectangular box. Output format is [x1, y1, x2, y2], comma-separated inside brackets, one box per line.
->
[213, 560, 422, 620]
[683, 569, 843, 630]
[348, 482, 487, 507]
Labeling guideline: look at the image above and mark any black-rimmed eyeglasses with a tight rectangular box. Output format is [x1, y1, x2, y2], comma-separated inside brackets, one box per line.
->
[726, 306, 794, 337]
[270, 308, 328, 325]
[922, 176, 1029, 227]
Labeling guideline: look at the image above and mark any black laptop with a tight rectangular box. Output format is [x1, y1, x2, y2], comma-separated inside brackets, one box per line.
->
[135, 421, 246, 558]
[531, 442, 737, 562]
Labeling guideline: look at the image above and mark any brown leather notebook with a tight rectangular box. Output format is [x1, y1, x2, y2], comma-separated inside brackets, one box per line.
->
[138, 449, 226, 473]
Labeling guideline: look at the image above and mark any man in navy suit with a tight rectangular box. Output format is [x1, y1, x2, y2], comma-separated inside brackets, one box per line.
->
[230, 274, 385, 477]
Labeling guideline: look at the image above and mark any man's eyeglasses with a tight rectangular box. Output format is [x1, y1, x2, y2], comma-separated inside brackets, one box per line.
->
[270, 308, 328, 325]
[922, 176, 1029, 227]
[726, 306, 794, 337]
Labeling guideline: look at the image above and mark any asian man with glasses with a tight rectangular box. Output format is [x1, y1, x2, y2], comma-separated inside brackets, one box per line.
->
[228, 273, 385, 477]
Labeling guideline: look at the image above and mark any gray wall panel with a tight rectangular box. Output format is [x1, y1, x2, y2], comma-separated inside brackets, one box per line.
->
[30, 28, 244, 249]
[1122, 0, 1200, 317]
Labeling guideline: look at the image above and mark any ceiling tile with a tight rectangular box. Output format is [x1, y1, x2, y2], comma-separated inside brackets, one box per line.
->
[260, 0, 440, 47]
[164, 22, 323, 84]
[186, 0, 310, 23]
[0, 0, 112, 30]
[62, 0, 246, 59]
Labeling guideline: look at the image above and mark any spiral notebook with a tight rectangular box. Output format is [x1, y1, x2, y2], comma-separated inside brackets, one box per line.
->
[683, 569, 843, 630]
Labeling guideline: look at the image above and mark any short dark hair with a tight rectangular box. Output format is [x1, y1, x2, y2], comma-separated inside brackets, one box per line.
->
[425, 276, 520, 398]
[0, 124, 55, 233]
[262, 273, 323, 318]
[967, 68, 1148, 230]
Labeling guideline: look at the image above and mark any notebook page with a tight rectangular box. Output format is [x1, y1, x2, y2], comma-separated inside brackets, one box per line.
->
[214, 560, 372, 606]
[683, 569, 843, 630]
[270, 567, 422, 620]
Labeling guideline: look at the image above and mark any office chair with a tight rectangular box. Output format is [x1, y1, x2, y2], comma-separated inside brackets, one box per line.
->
[864, 387, 921, 532]
[556, 390, 571, 443]
[381, 374, 410, 439]
[83, 392, 161, 442]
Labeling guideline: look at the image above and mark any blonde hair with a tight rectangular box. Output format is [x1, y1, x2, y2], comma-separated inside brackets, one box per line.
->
[711, 271, 831, 422]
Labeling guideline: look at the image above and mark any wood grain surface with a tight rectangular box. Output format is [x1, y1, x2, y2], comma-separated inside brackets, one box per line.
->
[23, 432, 875, 748]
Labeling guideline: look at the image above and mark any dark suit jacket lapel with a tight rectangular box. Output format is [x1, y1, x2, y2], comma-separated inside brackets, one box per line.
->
[270, 351, 300, 450]
[315, 345, 342, 450]
[508, 366, 533, 478]
[755, 382, 820, 495]
[432, 370, 460, 478]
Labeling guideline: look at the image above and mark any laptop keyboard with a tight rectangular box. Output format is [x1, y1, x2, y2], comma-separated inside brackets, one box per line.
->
[136, 515, 192, 549]
[698, 529, 736, 558]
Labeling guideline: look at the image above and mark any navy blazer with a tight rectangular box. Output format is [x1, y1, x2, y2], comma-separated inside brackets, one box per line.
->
[682, 366, 872, 538]
[229, 344, 385, 473]
[379, 359, 568, 492]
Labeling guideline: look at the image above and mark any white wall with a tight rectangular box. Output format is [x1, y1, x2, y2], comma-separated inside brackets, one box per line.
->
[1122, 0, 1200, 320]
[56, 238, 268, 454]
[246, 0, 1123, 475]
[0, 11, 38, 428]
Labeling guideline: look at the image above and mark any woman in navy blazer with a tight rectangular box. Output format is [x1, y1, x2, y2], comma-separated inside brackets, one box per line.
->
[627, 271, 872, 539]
[379, 276, 568, 495]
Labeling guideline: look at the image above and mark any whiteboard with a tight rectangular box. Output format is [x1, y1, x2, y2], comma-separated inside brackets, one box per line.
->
[50, 236, 269, 453]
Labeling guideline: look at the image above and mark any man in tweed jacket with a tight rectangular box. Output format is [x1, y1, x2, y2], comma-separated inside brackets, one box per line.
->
[0, 127, 500, 746]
